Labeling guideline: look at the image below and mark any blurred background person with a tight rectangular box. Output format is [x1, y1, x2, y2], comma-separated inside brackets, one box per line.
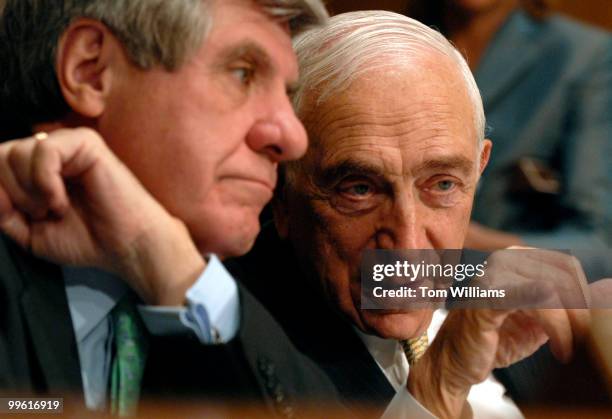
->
[404, 0, 612, 253]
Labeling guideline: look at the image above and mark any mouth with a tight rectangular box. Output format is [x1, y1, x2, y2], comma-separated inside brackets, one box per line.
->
[220, 175, 276, 193]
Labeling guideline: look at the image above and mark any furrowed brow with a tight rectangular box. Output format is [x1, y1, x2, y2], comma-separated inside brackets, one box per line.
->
[319, 160, 385, 184]
[219, 41, 272, 71]
[416, 156, 475, 176]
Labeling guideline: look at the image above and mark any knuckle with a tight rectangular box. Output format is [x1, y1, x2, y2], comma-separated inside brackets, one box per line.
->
[35, 138, 53, 153]
[0, 142, 14, 160]
[559, 254, 579, 273]
[569, 255, 582, 270]
[32, 140, 55, 163]
[51, 127, 105, 153]
[6, 143, 27, 169]
[73, 127, 104, 145]
[487, 251, 502, 265]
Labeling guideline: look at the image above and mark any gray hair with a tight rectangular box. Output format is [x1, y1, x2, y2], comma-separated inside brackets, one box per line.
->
[0, 0, 328, 138]
[292, 10, 485, 143]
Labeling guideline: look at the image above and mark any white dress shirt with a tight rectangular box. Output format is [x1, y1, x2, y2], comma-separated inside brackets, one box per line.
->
[64, 254, 240, 410]
[357, 310, 524, 419]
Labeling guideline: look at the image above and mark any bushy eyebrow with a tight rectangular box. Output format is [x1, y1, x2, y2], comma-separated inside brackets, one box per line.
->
[318, 155, 475, 185]
[414, 156, 475, 176]
[218, 41, 298, 92]
[219, 41, 271, 70]
[318, 161, 386, 185]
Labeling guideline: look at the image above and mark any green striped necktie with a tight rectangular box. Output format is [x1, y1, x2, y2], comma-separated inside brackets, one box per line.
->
[110, 295, 149, 417]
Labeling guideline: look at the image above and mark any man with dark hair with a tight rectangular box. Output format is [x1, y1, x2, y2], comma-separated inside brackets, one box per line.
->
[0, 0, 342, 416]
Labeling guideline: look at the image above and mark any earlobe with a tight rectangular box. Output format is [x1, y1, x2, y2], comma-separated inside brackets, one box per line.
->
[56, 19, 117, 119]
[479, 139, 492, 175]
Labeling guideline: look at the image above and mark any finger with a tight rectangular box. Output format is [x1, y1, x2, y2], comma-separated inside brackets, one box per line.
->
[590, 279, 612, 308]
[480, 269, 557, 310]
[0, 180, 13, 218]
[7, 128, 105, 218]
[49, 127, 109, 178]
[495, 311, 548, 367]
[522, 249, 589, 294]
[7, 139, 37, 190]
[31, 139, 70, 217]
[531, 308, 573, 363]
[517, 259, 587, 308]
[531, 251, 591, 308]
[566, 308, 591, 347]
[568, 256, 590, 308]
[0, 141, 47, 219]
[6, 139, 50, 219]
[0, 209, 31, 249]
[489, 249, 589, 308]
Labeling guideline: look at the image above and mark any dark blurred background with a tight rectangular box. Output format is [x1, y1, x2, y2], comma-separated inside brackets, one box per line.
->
[326, 0, 612, 30]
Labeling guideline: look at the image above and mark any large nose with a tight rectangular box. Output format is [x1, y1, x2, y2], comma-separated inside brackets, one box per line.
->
[376, 190, 433, 250]
[245, 91, 308, 162]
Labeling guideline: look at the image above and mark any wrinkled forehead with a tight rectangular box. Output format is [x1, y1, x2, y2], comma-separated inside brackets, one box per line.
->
[300, 61, 479, 175]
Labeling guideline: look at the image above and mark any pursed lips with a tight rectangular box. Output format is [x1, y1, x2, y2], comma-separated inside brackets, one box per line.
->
[220, 174, 277, 193]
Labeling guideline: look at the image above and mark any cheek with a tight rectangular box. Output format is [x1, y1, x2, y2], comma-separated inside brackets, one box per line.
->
[313, 239, 362, 322]
[428, 203, 473, 247]
[153, 117, 251, 204]
[314, 218, 379, 313]
[289, 194, 378, 289]
[291, 207, 363, 285]
[317, 201, 378, 250]
[151, 152, 216, 207]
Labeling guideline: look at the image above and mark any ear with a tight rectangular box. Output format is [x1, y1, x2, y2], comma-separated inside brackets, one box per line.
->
[478, 139, 492, 175]
[56, 18, 120, 118]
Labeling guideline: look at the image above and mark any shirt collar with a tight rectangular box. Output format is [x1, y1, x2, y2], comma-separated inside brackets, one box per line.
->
[354, 327, 409, 391]
[63, 266, 128, 342]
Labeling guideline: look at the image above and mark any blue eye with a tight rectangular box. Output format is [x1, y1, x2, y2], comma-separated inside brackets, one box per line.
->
[350, 184, 371, 195]
[333, 179, 382, 214]
[436, 180, 455, 191]
[337, 180, 375, 199]
[232, 66, 255, 85]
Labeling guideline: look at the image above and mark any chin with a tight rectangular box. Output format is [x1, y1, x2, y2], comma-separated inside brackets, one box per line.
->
[190, 208, 261, 259]
[360, 310, 432, 340]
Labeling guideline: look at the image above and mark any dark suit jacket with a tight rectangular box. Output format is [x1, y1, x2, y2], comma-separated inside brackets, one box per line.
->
[234, 224, 610, 414]
[0, 234, 344, 417]
[230, 226, 398, 417]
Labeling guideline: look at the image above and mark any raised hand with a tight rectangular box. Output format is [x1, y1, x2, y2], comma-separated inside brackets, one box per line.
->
[406, 249, 592, 419]
[0, 128, 205, 305]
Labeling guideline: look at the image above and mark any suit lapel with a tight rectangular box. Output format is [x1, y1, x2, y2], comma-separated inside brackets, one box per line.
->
[236, 226, 396, 409]
[12, 244, 83, 394]
[319, 330, 396, 406]
[476, 11, 546, 109]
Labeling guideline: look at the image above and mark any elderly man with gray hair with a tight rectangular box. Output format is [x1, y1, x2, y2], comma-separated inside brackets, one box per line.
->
[236, 10, 603, 419]
[0, 0, 354, 416]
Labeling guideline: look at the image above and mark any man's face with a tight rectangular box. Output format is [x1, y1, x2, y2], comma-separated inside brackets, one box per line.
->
[98, 0, 306, 258]
[278, 56, 490, 339]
